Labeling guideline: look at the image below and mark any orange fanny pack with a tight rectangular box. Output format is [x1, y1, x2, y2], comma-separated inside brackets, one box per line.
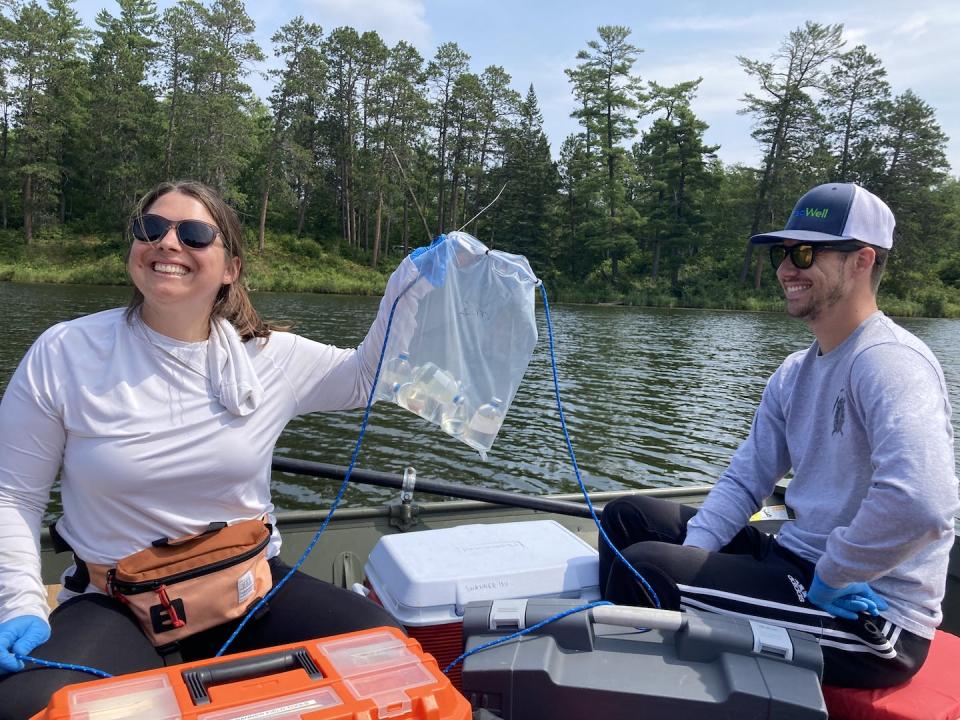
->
[85, 518, 274, 647]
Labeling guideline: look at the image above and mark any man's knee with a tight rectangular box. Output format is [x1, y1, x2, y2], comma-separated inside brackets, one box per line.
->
[601, 495, 689, 546]
[604, 541, 685, 609]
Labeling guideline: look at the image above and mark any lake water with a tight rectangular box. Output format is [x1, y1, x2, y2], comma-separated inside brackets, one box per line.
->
[2, 281, 959, 517]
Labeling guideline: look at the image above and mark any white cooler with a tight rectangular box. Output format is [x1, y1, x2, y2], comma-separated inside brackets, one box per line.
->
[363, 520, 600, 688]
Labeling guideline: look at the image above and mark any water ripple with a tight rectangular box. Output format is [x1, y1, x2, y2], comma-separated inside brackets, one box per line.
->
[3, 283, 959, 515]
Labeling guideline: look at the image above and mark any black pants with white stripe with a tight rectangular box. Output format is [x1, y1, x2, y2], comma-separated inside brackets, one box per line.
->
[599, 495, 930, 689]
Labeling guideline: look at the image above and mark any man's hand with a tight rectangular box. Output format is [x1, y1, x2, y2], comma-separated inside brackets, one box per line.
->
[807, 572, 889, 620]
[0, 615, 50, 673]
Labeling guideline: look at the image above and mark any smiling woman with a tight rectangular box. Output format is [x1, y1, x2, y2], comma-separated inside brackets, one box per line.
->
[0, 180, 435, 719]
[127, 182, 245, 343]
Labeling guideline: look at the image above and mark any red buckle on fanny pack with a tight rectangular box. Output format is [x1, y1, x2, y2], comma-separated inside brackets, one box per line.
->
[156, 585, 186, 628]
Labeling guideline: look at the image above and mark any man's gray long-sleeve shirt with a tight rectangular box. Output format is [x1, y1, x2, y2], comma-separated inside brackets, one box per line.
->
[684, 312, 958, 639]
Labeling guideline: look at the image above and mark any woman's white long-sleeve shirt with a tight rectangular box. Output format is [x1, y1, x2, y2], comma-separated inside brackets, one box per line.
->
[0, 259, 422, 622]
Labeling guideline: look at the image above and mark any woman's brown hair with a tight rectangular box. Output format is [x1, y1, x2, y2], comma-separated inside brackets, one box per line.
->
[125, 181, 280, 341]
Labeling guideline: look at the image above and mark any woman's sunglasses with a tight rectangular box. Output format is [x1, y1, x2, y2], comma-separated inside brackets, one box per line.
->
[131, 214, 220, 250]
[769, 242, 864, 271]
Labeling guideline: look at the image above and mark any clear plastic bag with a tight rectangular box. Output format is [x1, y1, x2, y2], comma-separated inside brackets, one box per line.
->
[375, 232, 538, 459]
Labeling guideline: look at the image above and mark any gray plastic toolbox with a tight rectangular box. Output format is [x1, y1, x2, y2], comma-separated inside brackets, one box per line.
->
[461, 598, 827, 720]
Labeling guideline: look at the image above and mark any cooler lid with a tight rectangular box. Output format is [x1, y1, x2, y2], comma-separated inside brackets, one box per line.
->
[364, 520, 598, 619]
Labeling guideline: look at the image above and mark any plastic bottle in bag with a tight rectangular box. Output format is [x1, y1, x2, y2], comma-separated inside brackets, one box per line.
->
[375, 352, 413, 402]
[396, 375, 437, 422]
[415, 362, 460, 405]
[440, 395, 469, 437]
[463, 397, 503, 452]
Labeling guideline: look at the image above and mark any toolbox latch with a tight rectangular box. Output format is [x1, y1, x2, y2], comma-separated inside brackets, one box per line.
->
[749, 620, 794, 662]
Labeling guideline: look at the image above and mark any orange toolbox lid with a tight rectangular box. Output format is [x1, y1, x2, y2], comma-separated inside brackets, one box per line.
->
[31, 626, 471, 720]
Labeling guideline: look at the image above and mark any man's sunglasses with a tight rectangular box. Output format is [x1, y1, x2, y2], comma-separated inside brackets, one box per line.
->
[130, 214, 220, 250]
[769, 242, 864, 271]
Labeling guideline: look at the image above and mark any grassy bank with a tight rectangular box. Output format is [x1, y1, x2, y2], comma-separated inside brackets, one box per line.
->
[0, 229, 390, 296]
[1, 229, 957, 318]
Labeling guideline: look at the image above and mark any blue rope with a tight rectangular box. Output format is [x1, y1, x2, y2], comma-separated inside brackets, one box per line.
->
[14, 653, 113, 678]
[538, 284, 661, 609]
[215, 274, 419, 657]
[443, 600, 612, 674]
[444, 283, 662, 677]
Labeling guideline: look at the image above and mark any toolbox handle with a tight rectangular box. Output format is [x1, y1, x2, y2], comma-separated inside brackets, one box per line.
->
[182, 647, 323, 705]
[591, 605, 686, 632]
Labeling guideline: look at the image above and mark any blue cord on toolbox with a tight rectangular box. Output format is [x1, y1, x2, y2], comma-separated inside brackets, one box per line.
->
[538, 283, 661, 610]
[442, 600, 613, 675]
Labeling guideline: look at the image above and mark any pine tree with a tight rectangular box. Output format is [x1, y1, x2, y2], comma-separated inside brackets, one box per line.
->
[84, 0, 160, 230]
[491, 84, 558, 274]
[737, 21, 844, 286]
[565, 25, 645, 280]
[634, 80, 718, 283]
[876, 90, 950, 282]
[819, 45, 889, 183]
[180, 0, 263, 198]
[257, 16, 324, 252]
[7, 1, 57, 241]
[427, 41, 469, 234]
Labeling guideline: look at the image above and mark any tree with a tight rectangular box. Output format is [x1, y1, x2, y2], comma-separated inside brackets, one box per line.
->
[819, 45, 889, 183]
[490, 84, 558, 273]
[368, 39, 426, 265]
[565, 25, 645, 279]
[323, 26, 363, 246]
[180, 0, 263, 197]
[257, 16, 324, 252]
[157, 2, 197, 179]
[875, 90, 950, 281]
[465, 65, 519, 239]
[7, 0, 57, 242]
[737, 21, 844, 286]
[0, 31, 11, 228]
[46, 0, 90, 224]
[426, 41, 469, 234]
[634, 79, 718, 282]
[556, 133, 600, 279]
[84, 0, 160, 230]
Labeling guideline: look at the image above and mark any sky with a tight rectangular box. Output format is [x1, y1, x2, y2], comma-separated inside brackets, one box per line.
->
[73, 0, 960, 174]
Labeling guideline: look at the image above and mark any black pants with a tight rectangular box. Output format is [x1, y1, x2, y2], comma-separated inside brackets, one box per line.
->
[599, 495, 930, 689]
[0, 559, 404, 720]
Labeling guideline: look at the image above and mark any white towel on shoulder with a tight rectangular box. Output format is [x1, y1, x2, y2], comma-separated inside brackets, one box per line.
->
[208, 317, 263, 416]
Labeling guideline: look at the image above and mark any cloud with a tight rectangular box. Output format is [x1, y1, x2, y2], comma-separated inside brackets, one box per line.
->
[301, 0, 432, 47]
[893, 13, 931, 38]
[652, 12, 796, 32]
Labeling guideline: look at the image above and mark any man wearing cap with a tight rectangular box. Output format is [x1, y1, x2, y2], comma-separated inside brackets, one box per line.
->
[600, 183, 958, 688]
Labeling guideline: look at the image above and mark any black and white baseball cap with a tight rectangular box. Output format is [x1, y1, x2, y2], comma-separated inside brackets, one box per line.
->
[750, 183, 895, 249]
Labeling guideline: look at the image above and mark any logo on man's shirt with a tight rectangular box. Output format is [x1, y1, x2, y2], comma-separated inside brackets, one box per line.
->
[832, 390, 846, 436]
[787, 574, 807, 602]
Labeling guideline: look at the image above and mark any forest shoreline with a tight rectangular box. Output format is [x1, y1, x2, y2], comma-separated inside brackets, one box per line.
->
[2, 231, 954, 319]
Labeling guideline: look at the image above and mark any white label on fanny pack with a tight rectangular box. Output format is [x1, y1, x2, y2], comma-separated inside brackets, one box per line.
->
[237, 569, 255, 604]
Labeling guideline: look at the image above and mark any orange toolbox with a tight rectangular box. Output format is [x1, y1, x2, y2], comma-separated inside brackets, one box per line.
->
[31, 626, 471, 720]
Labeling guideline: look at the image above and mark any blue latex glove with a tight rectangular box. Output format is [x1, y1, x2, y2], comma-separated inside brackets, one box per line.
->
[807, 572, 889, 620]
[409, 235, 447, 287]
[0, 615, 51, 673]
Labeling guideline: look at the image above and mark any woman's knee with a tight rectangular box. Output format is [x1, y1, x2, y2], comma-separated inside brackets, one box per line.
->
[265, 568, 405, 637]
